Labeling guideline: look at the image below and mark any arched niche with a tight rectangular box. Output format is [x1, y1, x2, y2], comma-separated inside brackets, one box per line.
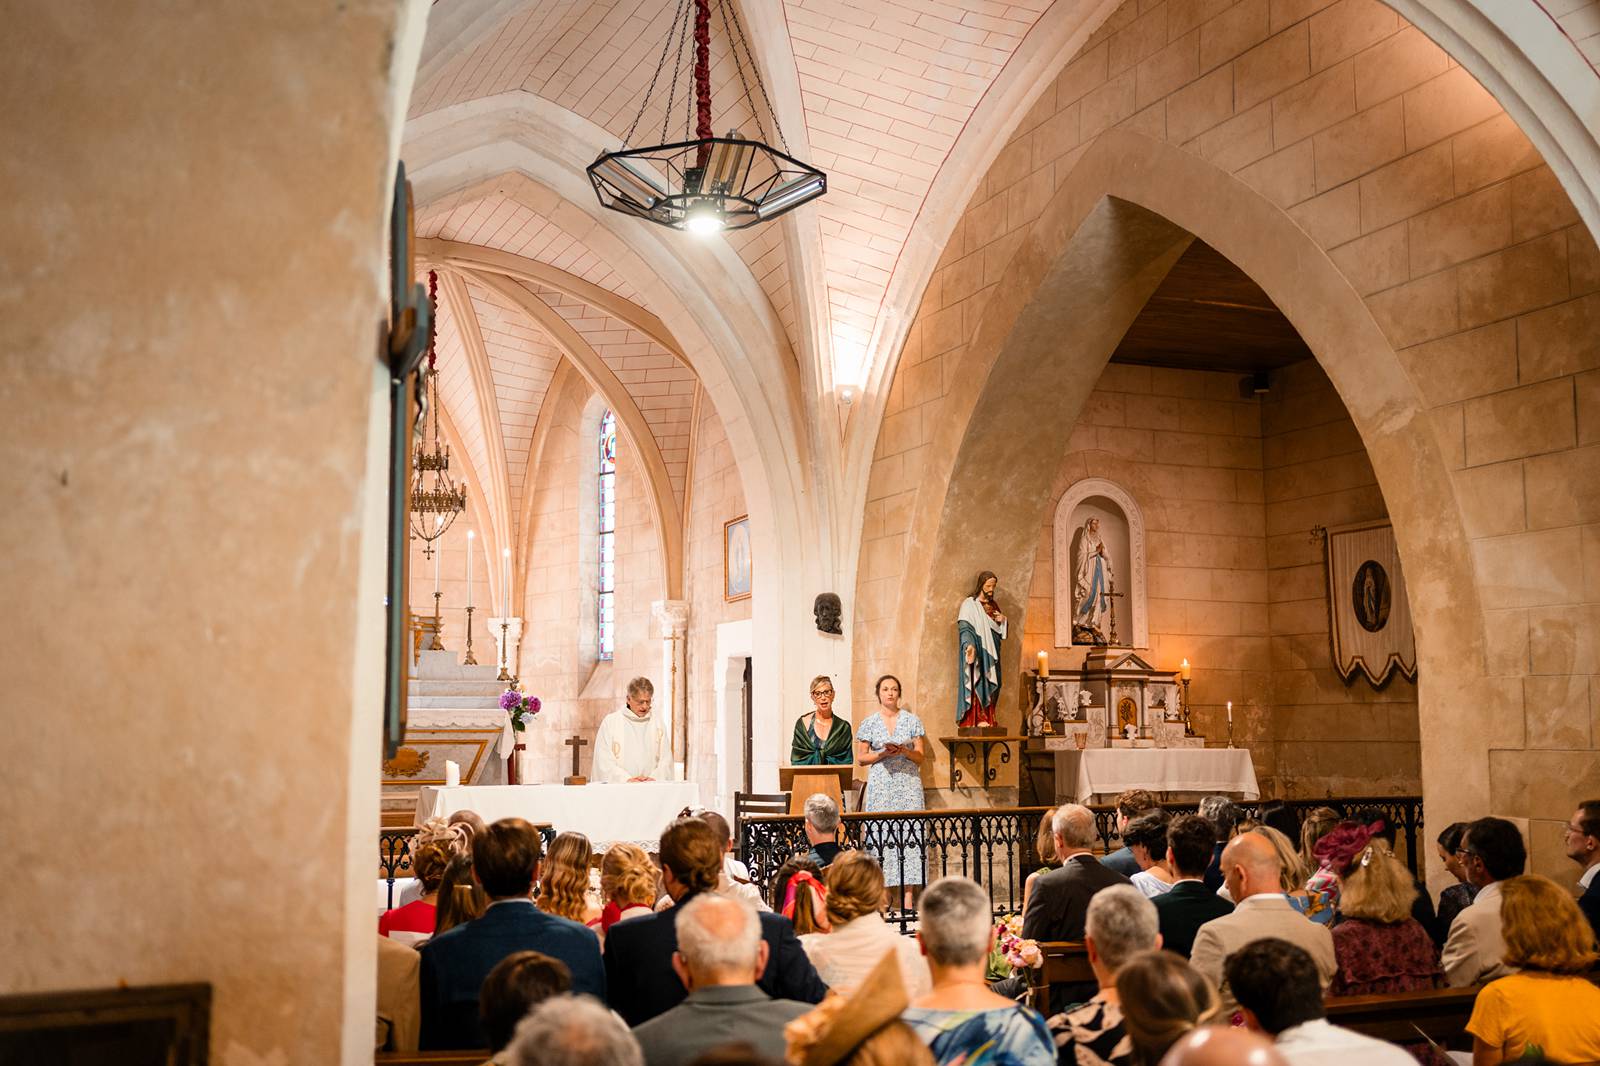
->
[1053, 478, 1147, 650]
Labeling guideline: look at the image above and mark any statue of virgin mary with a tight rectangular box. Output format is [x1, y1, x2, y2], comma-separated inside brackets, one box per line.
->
[957, 571, 1006, 728]
[1073, 517, 1114, 645]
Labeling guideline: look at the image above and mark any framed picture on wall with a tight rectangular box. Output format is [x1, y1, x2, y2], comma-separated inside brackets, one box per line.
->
[724, 515, 752, 602]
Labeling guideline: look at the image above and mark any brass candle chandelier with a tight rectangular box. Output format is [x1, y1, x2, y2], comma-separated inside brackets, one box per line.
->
[409, 271, 468, 558]
[587, 0, 826, 233]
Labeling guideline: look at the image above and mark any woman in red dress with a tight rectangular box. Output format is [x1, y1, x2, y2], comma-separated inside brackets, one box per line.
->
[379, 820, 467, 939]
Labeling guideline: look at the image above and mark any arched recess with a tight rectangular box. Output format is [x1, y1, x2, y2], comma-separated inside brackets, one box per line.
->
[1053, 478, 1148, 651]
[464, 267, 684, 599]
[404, 98, 840, 783]
[889, 130, 1487, 837]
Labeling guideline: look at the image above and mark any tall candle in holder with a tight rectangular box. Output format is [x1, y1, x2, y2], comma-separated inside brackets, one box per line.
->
[466, 530, 475, 607]
[502, 547, 511, 617]
[1036, 650, 1049, 677]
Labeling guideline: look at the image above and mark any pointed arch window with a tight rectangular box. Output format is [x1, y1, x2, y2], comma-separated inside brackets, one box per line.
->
[597, 409, 617, 660]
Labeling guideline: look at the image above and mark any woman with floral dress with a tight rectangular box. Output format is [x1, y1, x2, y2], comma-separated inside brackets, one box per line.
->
[857, 674, 927, 901]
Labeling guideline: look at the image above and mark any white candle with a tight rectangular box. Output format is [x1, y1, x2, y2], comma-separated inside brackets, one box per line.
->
[501, 547, 511, 617]
[432, 516, 443, 596]
[466, 530, 475, 608]
[1226, 700, 1233, 724]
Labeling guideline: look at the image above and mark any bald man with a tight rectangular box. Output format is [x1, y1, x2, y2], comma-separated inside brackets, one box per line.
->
[1188, 833, 1335, 1019]
[1161, 1026, 1288, 1066]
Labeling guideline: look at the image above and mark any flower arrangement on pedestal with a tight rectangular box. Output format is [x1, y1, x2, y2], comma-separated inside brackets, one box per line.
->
[499, 687, 542, 785]
[984, 913, 1042, 981]
[500, 687, 542, 731]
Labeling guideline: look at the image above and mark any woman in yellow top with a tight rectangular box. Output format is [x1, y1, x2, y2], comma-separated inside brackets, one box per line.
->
[1466, 874, 1600, 1065]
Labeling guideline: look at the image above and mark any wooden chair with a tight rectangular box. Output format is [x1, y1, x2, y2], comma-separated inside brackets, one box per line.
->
[733, 791, 791, 842]
[1026, 941, 1094, 1013]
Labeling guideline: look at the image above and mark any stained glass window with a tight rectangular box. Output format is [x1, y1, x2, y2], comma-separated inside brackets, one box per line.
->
[597, 409, 617, 660]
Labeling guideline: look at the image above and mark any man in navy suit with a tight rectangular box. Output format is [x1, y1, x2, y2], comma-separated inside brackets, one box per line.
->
[605, 816, 827, 1026]
[1151, 813, 1234, 958]
[1567, 799, 1600, 944]
[419, 818, 605, 1049]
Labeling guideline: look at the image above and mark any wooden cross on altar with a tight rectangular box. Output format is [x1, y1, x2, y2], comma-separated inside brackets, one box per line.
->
[563, 735, 589, 787]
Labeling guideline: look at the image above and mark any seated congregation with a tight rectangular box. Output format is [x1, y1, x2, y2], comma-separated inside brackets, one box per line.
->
[376, 795, 1600, 1066]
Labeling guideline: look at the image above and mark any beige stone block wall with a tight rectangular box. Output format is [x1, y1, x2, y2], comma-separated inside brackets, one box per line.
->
[407, 520, 498, 652]
[684, 395, 753, 810]
[516, 376, 665, 783]
[854, 0, 1598, 881]
[1262, 360, 1421, 798]
[4, 2, 423, 1060]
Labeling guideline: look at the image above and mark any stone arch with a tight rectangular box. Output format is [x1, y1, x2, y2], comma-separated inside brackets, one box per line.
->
[1053, 477, 1149, 650]
[892, 130, 1487, 832]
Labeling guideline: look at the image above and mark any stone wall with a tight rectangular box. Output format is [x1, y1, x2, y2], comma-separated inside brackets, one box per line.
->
[684, 395, 754, 810]
[4, 2, 424, 1060]
[856, 0, 1598, 882]
[1262, 360, 1420, 796]
[407, 516, 499, 655]
[516, 375, 665, 783]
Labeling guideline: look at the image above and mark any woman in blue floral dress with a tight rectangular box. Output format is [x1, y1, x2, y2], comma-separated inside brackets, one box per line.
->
[856, 674, 927, 896]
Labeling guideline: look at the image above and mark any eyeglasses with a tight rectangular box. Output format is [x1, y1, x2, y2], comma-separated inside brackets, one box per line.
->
[812, 689, 835, 697]
[1566, 822, 1587, 835]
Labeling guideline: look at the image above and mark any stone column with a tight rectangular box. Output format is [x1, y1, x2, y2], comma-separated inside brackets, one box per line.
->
[488, 616, 523, 682]
[652, 600, 690, 771]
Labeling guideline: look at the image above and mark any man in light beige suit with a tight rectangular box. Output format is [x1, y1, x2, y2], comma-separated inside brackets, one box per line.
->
[1440, 816, 1524, 988]
[376, 933, 421, 1051]
[1189, 833, 1335, 1018]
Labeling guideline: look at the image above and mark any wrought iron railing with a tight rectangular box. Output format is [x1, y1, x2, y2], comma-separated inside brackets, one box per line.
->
[739, 796, 1422, 932]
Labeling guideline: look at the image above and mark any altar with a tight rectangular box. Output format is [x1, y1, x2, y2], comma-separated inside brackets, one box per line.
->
[1052, 747, 1259, 804]
[415, 782, 701, 848]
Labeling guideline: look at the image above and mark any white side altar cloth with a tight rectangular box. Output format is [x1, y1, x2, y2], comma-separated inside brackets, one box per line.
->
[415, 782, 702, 847]
[1055, 748, 1259, 803]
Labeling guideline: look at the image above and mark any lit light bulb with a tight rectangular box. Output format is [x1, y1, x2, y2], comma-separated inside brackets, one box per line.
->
[684, 199, 726, 235]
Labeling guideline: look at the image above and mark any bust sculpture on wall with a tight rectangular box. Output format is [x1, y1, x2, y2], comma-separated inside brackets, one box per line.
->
[813, 592, 843, 635]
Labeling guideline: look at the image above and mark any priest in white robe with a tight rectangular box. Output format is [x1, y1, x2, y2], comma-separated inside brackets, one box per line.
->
[592, 676, 671, 783]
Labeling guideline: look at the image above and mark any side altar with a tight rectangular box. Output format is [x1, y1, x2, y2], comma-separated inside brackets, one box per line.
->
[1033, 649, 1197, 748]
[380, 647, 512, 826]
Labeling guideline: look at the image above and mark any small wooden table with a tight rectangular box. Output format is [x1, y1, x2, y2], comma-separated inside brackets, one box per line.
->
[778, 764, 855, 815]
[939, 735, 1029, 789]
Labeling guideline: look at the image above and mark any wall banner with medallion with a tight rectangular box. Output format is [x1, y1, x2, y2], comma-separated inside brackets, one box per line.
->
[1320, 520, 1417, 687]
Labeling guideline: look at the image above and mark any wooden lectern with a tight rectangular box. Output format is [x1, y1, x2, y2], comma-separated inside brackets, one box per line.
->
[778, 765, 855, 815]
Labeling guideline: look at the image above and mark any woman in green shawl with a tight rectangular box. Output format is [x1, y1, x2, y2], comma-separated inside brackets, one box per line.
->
[791, 674, 853, 765]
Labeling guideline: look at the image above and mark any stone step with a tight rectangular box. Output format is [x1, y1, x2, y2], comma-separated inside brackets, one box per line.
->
[409, 678, 508, 697]
[406, 695, 506, 710]
[413, 649, 503, 682]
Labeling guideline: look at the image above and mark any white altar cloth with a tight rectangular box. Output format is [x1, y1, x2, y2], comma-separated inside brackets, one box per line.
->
[415, 782, 702, 847]
[1055, 748, 1259, 803]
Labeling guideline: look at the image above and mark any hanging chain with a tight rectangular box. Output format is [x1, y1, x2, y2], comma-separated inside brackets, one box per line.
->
[720, 0, 789, 152]
[623, 0, 692, 148]
[660, 0, 693, 145]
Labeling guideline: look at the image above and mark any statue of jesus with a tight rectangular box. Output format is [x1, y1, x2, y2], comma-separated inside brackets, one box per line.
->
[592, 676, 670, 782]
[1073, 517, 1114, 645]
[957, 570, 1006, 728]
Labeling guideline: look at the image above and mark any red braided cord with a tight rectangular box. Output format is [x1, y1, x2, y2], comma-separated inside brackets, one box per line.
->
[426, 269, 438, 371]
[694, 0, 712, 142]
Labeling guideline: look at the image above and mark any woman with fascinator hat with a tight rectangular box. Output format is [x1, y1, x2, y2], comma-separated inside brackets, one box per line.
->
[785, 952, 934, 1066]
[1321, 820, 1443, 996]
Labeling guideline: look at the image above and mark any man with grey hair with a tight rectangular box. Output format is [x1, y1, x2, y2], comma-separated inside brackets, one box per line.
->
[630, 894, 812, 1066]
[507, 994, 642, 1066]
[1023, 804, 1131, 943]
[803, 792, 842, 867]
[1048, 884, 1161, 1065]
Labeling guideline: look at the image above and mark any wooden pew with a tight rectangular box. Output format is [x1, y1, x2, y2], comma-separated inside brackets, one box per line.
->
[1324, 986, 1479, 1049]
[376, 1050, 487, 1065]
[1026, 941, 1095, 1013]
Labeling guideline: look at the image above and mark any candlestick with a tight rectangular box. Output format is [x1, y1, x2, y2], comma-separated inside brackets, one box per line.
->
[463, 605, 478, 665]
[466, 530, 475, 608]
[430, 590, 445, 650]
[502, 547, 511, 618]
[1180, 677, 1193, 736]
[497, 619, 512, 682]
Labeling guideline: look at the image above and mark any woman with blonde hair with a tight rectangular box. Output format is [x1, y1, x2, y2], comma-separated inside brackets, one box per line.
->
[536, 831, 600, 926]
[1115, 951, 1220, 1066]
[1325, 824, 1440, 996]
[1467, 874, 1600, 1064]
[792, 674, 854, 766]
[380, 819, 472, 940]
[597, 842, 658, 934]
[800, 851, 932, 997]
